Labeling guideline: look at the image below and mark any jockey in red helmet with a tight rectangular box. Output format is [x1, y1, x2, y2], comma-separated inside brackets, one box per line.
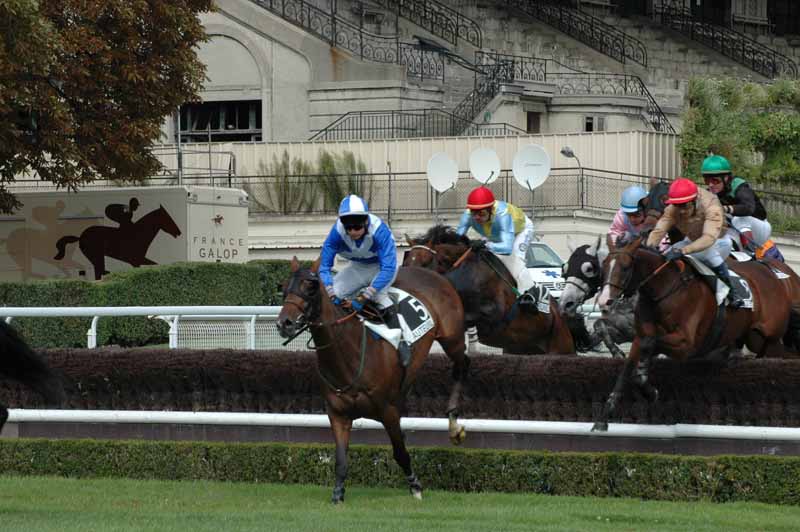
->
[457, 186, 540, 309]
[646, 178, 746, 308]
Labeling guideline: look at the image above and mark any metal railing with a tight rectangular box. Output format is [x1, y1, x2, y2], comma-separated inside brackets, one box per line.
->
[249, 0, 446, 81]
[660, 5, 798, 79]
[371, 0, 482, 48]
[506, 0, 648, 67]
[309, 109, 526, 141]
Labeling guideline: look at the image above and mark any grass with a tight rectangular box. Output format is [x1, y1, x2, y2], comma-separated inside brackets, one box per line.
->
[0, 476, 799, 532]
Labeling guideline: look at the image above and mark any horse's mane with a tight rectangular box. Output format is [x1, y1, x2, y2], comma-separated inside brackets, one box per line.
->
[411, 225, 469, 247]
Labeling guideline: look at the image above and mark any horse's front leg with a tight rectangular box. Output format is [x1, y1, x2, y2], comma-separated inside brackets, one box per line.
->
[447, 355, 470, 445]
[381, 405, 422, 500]
[592, 335, 645, 432]
[328, 412, 352, 504]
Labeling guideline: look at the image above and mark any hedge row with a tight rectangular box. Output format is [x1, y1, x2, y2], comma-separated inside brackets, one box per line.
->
[1, 439, 799, 504]
[0, 260, 300, 348]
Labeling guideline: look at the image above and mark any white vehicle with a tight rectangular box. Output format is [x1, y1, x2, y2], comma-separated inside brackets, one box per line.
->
[525, 242, 566, 300]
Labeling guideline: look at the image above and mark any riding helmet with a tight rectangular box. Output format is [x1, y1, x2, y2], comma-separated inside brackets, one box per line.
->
[665, 178, 698, 204]
[701, 155, 732, 176]
[620, 186, 648, 213]
[466, 187, 495, 210]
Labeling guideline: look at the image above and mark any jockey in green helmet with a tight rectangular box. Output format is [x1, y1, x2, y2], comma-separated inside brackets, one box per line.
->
[701, 154, 782, 261]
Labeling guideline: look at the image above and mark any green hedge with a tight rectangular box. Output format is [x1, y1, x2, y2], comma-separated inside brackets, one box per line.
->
[0, 439, 798, 504]
[0, 260, 301, 348]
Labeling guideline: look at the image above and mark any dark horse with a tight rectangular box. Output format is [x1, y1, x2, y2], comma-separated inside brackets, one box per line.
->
[592, 236, 800, 431]
[0, 321, 65, 432]
[54, 205, 182, 280]
[558, 236, 635, 357]
[277, 258, 470, 503]
[404, 226, 575, 354]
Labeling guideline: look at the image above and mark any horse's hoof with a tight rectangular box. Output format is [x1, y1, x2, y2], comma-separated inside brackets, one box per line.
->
[411, 488, 423, 500]
[591, 421, 609, 432]
[331, 487, 345, 504]
[449, 425, 467, 446]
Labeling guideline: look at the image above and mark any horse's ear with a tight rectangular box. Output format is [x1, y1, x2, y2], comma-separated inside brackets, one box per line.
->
[310, 256, 321, 273]
[566, 234, 576, 254]
[290, 256, 300, 272]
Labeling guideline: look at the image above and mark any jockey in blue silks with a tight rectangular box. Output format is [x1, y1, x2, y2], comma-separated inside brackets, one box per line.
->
[319, 194, 411, 363]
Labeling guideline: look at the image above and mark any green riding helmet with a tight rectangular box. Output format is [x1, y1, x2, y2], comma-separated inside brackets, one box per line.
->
[701, 155, 732, 176]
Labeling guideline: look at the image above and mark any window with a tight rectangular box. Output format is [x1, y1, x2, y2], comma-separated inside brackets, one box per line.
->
[584, 115, 606, 132]
[525, 243, 563, 268]
[526, 112, 541, 134]
[178, 100, 262, 142]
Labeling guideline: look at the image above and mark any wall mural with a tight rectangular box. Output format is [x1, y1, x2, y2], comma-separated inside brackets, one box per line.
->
[54, 198, 182, 280]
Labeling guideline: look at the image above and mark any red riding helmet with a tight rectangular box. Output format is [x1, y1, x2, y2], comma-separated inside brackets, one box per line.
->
[466, 187, 495, 210]
[665, 178, 698, 205]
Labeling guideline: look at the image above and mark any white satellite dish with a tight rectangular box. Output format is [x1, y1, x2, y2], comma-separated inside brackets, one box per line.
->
[469, 148, 501, 184]
[512, 144, 551, 190]
[426, 152, 459, 193]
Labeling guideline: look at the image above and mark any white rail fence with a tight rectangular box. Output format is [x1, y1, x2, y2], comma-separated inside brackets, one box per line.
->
[0, 305, 602, 351]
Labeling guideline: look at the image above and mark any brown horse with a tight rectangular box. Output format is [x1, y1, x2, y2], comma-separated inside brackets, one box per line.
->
[276, 258, 470, 504]
[404, 226, 575, 355]
[592, 236, 800, 430]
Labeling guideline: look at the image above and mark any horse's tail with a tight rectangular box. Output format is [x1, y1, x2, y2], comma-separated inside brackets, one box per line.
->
[0, 321, 65, 406]
[53, 235, 79, 260]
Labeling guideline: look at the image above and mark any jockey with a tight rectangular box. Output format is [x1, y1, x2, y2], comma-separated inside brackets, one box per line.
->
[701, 154, 783, 261]
[608, 185, 649, 248]
[319, 194, 410, 363]
[646, 178, 748, 308]
[456, 186, 539, 308]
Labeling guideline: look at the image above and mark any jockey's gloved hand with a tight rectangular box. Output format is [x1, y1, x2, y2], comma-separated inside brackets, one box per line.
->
[361, 286, 377, 300]
[331, 296, 342, 306]
[350, 295, 367, 312]
[663, 248, 683, 262]
[469, 239, 487, 252]
[325, 284, 336, 299]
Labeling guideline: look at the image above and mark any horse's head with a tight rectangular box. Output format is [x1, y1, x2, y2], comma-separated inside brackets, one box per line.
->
[404, 225, 469, 274]
[558, 235, 608, 317]
[277, 257, 322, 338]
[598, 236, 668, 311]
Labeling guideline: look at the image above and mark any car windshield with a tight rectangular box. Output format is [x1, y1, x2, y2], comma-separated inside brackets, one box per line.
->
[525, 244, 563, 268]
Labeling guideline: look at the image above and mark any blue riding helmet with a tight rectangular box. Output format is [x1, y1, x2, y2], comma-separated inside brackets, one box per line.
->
[338, 194, 369, 218]
[620, 186, 648, 214]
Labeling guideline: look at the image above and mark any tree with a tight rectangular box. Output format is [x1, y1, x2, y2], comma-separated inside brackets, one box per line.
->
[0, 0, 213, 212]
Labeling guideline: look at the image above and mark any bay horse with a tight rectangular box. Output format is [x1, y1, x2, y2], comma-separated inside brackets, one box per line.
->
[592, 236, 800, 431]
[0, 321, 65, 432]
[54, 205, 182, 280]
[276, 258, 469, 504]
[404, 226, 575, 355]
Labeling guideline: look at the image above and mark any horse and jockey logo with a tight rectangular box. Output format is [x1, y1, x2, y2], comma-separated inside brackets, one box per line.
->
[53, 197, 182, 280]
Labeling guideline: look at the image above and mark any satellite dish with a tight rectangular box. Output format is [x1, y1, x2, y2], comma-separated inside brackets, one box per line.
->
[469, 148, 501, 184]
[426, 152, 459, 193]
[512, 144, 551, 190]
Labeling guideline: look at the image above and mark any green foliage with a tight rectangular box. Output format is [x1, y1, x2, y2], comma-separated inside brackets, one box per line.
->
[0, 0, 213, 212]
[680, 78, 800, 185]
[0, 260, 298, 348]
[248, 150, 317, 213]
[2, 439, 800, 505]
[317, 151, 372, 210]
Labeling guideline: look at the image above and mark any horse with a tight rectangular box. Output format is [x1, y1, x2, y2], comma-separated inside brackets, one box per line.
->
[404, 225, 576, 355]
[276, 257, 470, 504]
[54, 205, 182, 280]
[592, 235, 800, 431]
[0, 321, 65, 432]
[558, 236, 635, 358]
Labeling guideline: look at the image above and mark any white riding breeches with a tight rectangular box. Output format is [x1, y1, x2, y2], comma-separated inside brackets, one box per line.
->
[332, 261, 397, 308]
[671, 236, 732, 269]
[495, 253, 536, 294]
[729, 216, 772, 247]
[513, 217, 535, 261]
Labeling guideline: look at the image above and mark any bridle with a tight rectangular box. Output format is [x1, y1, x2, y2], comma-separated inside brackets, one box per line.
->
[407, 244, 439, 270]
[602, 247, 687, 305]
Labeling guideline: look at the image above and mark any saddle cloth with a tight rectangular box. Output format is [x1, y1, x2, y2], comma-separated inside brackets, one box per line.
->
[361, 287, 434, 349]
[683, 255, 754, 309]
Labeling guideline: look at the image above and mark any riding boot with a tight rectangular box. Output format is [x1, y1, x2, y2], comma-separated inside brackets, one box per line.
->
[383, 306, 412, 367]
[711, 262, 745, 308]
